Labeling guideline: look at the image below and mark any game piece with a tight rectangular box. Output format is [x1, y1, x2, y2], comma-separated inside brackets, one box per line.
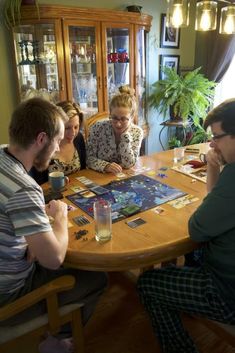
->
[157, 173, 167, 178]
[153, 207, 165, 215]
[74, 229, 88, 240]
[67, 205, 77, 211]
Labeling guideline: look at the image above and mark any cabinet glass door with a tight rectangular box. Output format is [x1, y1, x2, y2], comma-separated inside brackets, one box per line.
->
[136, 27, 146, 128]
[67, 25, 98, 118]
[13, 23, 60, 103]
[105, 27, 130, 102]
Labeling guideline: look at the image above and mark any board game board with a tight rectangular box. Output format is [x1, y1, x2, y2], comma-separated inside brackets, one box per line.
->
[67, 174, 186, 223]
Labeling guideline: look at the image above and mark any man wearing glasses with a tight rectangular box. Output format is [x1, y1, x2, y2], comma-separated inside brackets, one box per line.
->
[137, 99, 235, 353]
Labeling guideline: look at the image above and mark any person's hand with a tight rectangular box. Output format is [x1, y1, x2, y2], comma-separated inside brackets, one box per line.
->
[104, 162, 123, 174]
[46, 200, 68, 220]
[206, 148, 223, 168]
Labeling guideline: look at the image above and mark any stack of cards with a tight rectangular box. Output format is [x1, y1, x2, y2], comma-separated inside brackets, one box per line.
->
[126, 217, 146, 228]
[76, 176, 96, 188]
[73, 215, 90, 226]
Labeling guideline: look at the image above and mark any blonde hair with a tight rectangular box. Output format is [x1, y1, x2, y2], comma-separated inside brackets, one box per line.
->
[109, 85, 137, 117]
[56, 101, 84, 128]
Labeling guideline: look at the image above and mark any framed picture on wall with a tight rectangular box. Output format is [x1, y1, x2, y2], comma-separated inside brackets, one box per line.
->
[160, 14, 180, 48]
[159, 54, 180, 79]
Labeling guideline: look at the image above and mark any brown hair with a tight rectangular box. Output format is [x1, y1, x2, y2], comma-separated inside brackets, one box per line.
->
[204, 98, 235, 134]
[109, 85, 137, 117]
[9, 97, 68, 148]
[56, 101, 84, 128]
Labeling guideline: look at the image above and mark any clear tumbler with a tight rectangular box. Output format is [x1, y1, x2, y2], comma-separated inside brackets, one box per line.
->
[94, 200, 112, 242]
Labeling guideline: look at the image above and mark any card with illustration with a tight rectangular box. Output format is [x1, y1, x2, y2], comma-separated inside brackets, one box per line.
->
[168, 194, 199, 209]
[70, 186, 87, 193]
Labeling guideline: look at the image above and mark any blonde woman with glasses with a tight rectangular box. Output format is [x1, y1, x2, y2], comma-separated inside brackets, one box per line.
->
[86, 86, 143, 173]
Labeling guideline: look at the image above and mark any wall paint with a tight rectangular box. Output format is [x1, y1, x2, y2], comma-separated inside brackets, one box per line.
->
[0, 0, 196, 153]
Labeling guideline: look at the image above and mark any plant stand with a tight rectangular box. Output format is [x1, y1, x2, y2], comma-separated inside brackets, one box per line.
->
[159, 119, 192, 150]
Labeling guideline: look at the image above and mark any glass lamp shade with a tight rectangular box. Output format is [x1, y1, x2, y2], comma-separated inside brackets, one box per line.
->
[166, 0, 190, 28]
[220, 6, 235, 34]
[195, 1, 217, 31]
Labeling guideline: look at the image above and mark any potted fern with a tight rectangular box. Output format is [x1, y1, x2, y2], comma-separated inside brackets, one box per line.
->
[148, 67, 216, 125]
[4, 0, 40, 28]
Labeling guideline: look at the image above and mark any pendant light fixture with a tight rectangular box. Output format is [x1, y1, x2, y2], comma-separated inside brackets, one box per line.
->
[166, 0, 235, 34]
[166, 0, 190, 28]
[195, 1, 217, 31]
[220, 5, 235, 33]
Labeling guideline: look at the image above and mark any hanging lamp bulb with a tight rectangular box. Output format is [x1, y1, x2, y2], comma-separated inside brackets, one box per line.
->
[195, 1, 217, 31]
[166, 0, 190, 28]
[220, 5, 235, 34]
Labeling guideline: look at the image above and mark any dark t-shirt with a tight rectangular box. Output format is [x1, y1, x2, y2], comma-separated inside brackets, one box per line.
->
[189, 163, 235, 307]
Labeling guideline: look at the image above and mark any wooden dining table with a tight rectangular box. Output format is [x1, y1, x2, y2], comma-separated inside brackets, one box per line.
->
[53, 144, 209, 271]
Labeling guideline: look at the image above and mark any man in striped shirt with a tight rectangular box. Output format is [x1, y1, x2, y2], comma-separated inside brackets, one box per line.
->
[0, 98, 107, 341]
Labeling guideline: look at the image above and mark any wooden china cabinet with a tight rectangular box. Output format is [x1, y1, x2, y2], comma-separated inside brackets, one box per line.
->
[11, 5, 152, 133]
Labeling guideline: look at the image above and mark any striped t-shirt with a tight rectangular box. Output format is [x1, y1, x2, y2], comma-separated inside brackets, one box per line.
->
[0, 146, 52, 295]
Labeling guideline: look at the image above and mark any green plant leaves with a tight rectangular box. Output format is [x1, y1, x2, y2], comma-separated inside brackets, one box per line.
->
[4, 0, 40, 28]
[148, 66, 216, 123]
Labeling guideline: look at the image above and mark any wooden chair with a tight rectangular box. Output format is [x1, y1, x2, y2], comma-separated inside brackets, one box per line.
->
[84, 111, 109, 141]
[0, 275, 84, 353]
[193, 316, 235, 347]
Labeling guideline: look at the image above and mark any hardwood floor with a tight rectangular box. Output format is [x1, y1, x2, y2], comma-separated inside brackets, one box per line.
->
[84, 271, 235, 353]
[6, 269, 235, 352]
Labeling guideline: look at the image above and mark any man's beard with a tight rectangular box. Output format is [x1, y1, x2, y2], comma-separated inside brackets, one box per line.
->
[33, 142, 54, 172]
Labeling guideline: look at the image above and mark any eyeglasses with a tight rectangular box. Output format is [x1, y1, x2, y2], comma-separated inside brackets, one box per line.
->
[211, 133, 230, 141]
[110, 116, 130, 124]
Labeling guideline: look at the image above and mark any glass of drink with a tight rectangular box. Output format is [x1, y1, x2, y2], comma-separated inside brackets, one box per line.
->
[173, 147, 185, 163]
[94, 200, 112, 242]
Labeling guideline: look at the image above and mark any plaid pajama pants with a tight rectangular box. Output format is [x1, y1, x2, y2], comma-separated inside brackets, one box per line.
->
[137, 266, 235, 353]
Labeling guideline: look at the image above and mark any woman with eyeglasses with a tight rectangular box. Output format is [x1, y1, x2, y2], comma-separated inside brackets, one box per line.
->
[86, 86, 143, 173]
[30, 101, 86, 184]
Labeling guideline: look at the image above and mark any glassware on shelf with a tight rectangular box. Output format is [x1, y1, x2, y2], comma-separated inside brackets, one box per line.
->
[18, 40, 31, 65]
[31, 40, 41, 64]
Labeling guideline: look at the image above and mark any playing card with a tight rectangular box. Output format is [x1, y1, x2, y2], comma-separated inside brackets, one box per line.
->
[115, 172, 126, 178]
[168, 195, 199, 209]
[70, 186, 86, 193]
[126, 217, 146, 228]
